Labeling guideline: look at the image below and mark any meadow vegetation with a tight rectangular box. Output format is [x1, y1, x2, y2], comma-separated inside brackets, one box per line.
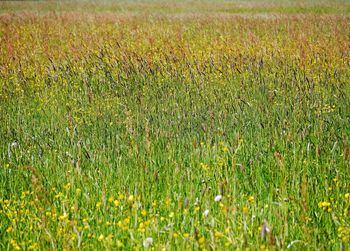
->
[0, 1, 349, 250]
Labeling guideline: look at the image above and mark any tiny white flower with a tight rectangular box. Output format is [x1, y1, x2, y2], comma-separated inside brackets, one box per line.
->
[203, 209, 209, 217]
[143, 237, 153, 248]
[214, 195, 222, 202]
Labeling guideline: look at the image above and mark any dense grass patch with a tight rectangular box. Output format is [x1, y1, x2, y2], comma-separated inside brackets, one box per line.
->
[0, 2, 349, 250]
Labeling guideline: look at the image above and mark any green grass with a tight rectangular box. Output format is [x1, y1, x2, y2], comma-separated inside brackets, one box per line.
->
[0, 2, 350, 250]
[0, 0, 349, 15]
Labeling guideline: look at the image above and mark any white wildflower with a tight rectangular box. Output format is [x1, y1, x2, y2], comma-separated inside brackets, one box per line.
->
[143, 237, 153, 248]
[214, 195, 222, 202]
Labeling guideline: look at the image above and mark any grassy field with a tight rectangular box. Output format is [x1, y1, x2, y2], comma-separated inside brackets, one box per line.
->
[0, 1, 350, 250]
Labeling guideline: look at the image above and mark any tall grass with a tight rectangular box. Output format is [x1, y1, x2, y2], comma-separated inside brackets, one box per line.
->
[0, 3, 349, 250]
